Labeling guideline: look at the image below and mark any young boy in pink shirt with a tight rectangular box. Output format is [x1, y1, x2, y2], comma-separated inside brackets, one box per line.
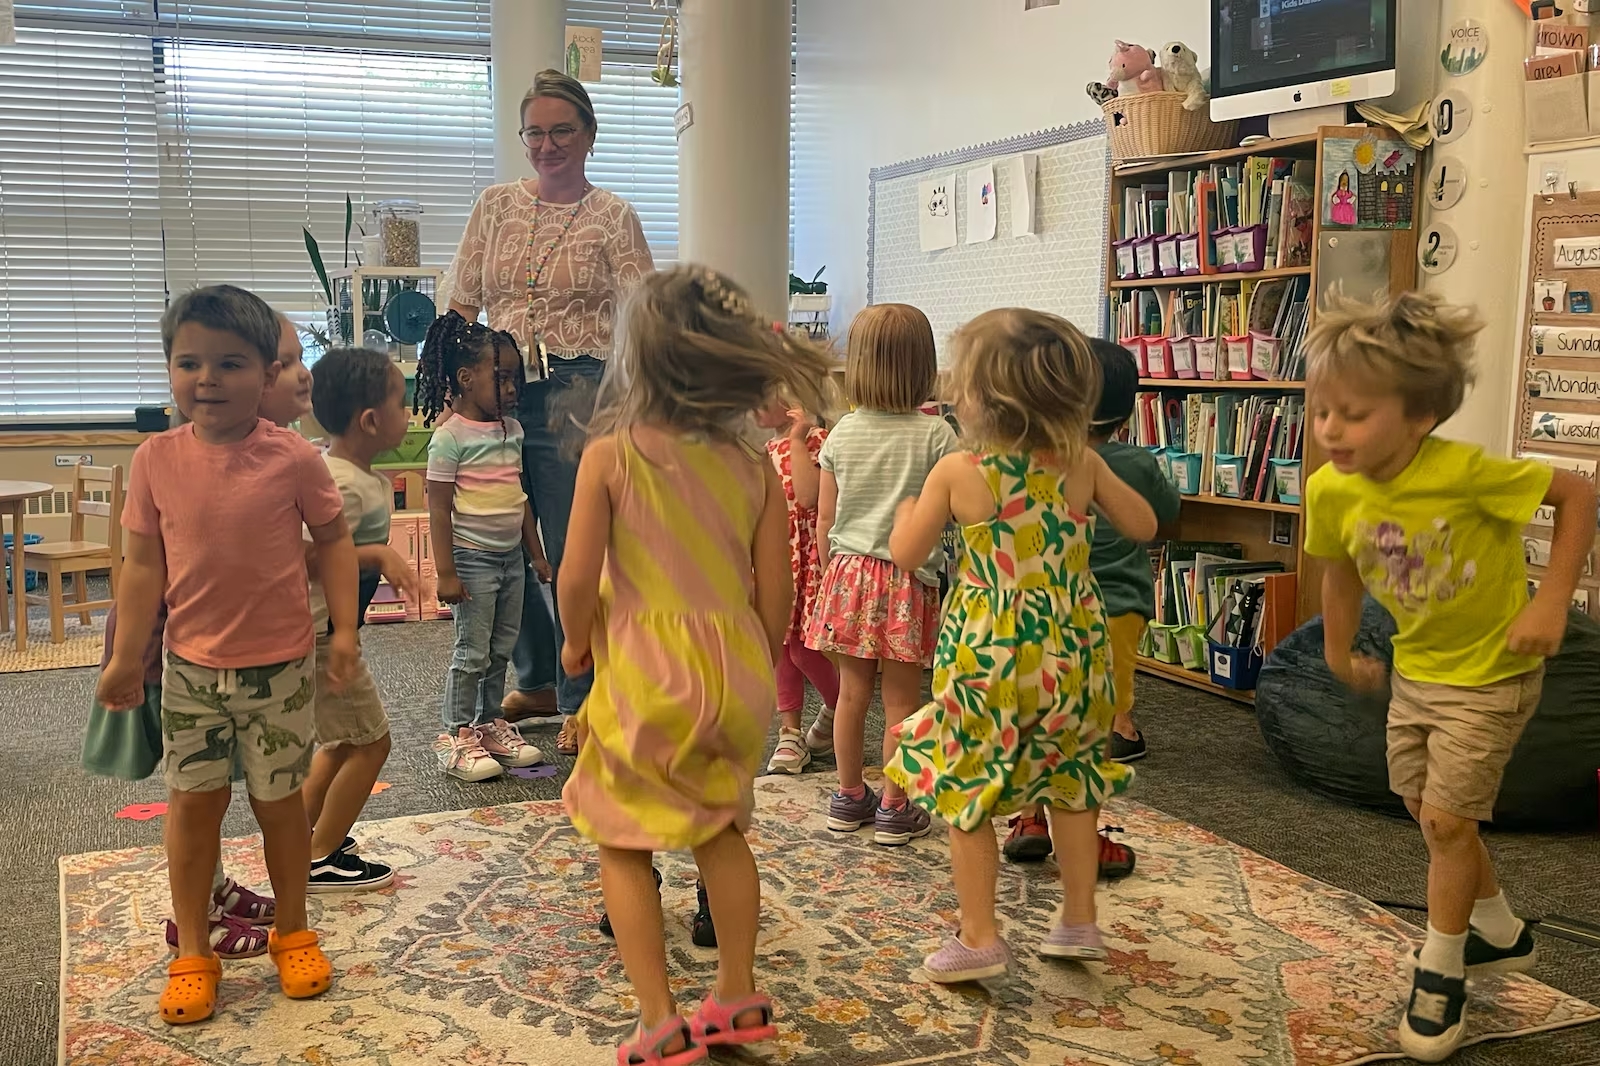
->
[98, 285, 361, 1025]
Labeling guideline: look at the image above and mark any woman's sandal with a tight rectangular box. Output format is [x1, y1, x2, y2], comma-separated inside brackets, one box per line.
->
[617, 1015, 706, 1066]
[165, 910, 269, 959]
[556, 716, 581, 757]
[214, 877, 275, 925]
[689, 992, 779, 1047]
[159, 955, 221, 1025]
[269, 928, 333, 999]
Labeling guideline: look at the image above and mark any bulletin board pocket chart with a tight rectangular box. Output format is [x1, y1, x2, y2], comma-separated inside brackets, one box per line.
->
[867, 122, 1109, 367]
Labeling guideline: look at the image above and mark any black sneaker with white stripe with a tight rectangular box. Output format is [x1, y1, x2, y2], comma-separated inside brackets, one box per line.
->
[309, 847, 394, 892]
[1398, 967, 1468, 1063]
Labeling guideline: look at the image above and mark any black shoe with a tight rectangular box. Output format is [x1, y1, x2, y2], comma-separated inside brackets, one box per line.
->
[1410, 923, 1538, 978]
[1398, 967, 1468, 1063]
[599, 866, 662, 939]
[691, 880, 717, 948]
[308, 848, 394, 893]
[1109, 732, 1147, 763]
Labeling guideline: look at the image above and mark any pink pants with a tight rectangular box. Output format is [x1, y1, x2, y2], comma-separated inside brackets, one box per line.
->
[776, 639, 839, 713]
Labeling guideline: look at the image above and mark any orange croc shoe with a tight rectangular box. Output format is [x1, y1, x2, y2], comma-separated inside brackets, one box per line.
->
[160, 955, 221, 1025]
[268, 928, 333, 999]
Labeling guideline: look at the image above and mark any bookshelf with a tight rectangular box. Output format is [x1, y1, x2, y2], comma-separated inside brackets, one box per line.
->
[1106, 127, 1421, 701]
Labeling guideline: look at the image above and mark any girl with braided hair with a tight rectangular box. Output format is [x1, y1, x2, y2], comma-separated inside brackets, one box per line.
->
[560, 266, 833, 1064]
[418, 311, 548, 781]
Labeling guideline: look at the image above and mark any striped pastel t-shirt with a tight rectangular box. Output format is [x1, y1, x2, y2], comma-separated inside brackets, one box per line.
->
[426, 415, 527, 551]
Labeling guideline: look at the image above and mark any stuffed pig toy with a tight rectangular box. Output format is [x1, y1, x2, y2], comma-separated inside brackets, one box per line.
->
[1107, 41, 1162, 96]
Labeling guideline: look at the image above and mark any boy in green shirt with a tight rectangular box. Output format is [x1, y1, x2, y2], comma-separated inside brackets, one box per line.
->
[1304, 292, 1595, 1063]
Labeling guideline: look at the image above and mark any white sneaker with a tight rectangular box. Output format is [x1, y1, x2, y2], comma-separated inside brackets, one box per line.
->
[805, 712, 835, 755]
[766, 727, 812, 774]
[434, 728, 505, 781]
[478, 717, 543, 767]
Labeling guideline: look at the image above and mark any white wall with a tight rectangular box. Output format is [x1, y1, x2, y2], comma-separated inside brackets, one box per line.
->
[793, 0, 1207, 332]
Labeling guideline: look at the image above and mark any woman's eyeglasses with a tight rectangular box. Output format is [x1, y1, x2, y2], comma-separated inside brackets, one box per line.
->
[520, 125, 581, 149]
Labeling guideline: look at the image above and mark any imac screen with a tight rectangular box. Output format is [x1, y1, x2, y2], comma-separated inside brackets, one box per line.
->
[1212, 0, 1396, 98]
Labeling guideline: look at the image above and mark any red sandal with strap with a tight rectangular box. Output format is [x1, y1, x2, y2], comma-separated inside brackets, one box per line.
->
[689, 992, 778, 1047]
[616, 1015, 705, 1066]
[213, 877, 275, 925]
[165, 910, 268, 959]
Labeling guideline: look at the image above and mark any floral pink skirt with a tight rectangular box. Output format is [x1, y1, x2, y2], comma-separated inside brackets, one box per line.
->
[804, 553, 942, 665]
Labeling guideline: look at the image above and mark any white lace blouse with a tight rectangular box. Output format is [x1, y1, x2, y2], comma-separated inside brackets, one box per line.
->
[448, 180, 654, 360]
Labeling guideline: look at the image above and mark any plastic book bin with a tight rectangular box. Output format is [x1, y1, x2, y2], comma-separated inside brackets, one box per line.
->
[1208, 641, 1264, 690]
[1270, 458, 1303, 504]
[1144, 337, 1173, 379]
[1113, 239, 1138, 280]
[1156, 235, 1182, 277]
[1178, 234, 1203, 275]
[1148, 623, 1181, 665]
[1169, 452, 1203, 495]
[1134, 236, 1161, 278]
[1171, 337, 1197, 379]
[1176, 625, 1207, 670]
[1214, 227, 1239, 272]
[3, 533, 43, 592]
[1234, 224, 1268, 272]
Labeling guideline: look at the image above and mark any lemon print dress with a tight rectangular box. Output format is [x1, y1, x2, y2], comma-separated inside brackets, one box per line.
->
[887, 452, 1133, 831]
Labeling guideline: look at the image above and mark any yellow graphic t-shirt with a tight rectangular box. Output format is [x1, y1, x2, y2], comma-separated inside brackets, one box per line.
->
[1304, 437, 1554, 686]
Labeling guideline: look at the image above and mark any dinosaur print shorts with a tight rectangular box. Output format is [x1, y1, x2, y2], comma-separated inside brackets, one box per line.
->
[160, 652, 316, 802]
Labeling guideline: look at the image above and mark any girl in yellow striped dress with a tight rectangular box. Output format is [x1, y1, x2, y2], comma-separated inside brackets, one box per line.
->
[559, 267, 834, 1066]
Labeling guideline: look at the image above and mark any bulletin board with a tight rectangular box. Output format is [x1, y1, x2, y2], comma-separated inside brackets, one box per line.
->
[866, 121, 1109, 366]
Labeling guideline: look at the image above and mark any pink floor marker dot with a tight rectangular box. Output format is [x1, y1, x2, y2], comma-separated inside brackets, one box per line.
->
[115, 802, 168, 821]
[370, 782, 393, 795]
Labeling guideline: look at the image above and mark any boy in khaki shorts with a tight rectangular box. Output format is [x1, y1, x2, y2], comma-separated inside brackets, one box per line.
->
[99, 286, 361, 1025]
[1303, 292, 1596, 1063]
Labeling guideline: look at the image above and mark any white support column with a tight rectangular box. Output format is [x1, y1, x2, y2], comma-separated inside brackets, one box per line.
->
[678, 0, 791, 320]
[491, 0, 565, 184]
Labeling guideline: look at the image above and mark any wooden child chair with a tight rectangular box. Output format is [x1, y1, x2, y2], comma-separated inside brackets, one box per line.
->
[21, 464, 123, 644]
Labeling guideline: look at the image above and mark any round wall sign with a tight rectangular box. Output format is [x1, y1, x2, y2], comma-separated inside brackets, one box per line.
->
[1427, 156, 1468, 210]
[1418, 222, 1460, 275]
[1441, 18, 1488, 76]
[1432, 90, 1474, 144]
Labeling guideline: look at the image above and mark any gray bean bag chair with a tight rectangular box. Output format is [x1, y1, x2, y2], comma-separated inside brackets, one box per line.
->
[1255, 598, 1600, 829]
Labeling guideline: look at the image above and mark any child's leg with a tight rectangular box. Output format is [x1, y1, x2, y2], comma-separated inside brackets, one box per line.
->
[251, 791, 313, 935]
[442, 549, 499, 734]
[600, 845, 677, 1029]
[474, 550, 526, 726]
[832, 655, 877, 791]
[307, 736, 391, 859]
[791, 643, 840, 714]
[775, 642, 805, 733]
[1049, 807, 1102, 927]
[948, 820, 1000, 947]
[167, 786, 232, 958]
[691, 826, 763, 1011]
[1106, 614, 1146, 748]
[877, 659, 925, 804]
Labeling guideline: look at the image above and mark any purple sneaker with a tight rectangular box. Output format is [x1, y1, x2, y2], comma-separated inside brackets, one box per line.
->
[873, 801, 932, 847]
[923, 935, 1012, 985]
[1040, 922, 1107, 961]
[826, 785, 879, 832]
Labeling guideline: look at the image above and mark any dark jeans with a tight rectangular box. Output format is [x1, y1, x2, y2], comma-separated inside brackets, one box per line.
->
[511, 356, 605, 713]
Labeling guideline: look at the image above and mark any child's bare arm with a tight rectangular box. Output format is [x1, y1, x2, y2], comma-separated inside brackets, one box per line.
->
[309, 514, 359, 690]
[427, 480, 465, 603]
[558, 437, 615, 675]
[97, 530, 165, 710]
[752, 462, 794, 661]
[1321, 554, 1384, 689]
[1511, 469, 1598, 656]
[890, 454, 958, 572]
[1091, 452, 1159, 542]
[357, 543, 421, 603]
[815, 470, 838, 565]
[522, 507, 552, 583]
[788, 425, 821, 511]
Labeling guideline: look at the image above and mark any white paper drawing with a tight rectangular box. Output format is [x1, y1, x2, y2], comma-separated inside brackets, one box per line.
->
[966, 163, 997, 244]
[1, 0, 14, 46]
[1002, 153, 1038, 237]
[918, 176, 957, 252]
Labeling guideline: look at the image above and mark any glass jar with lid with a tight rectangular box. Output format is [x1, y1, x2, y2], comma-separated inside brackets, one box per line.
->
[371, 198, 423, 268]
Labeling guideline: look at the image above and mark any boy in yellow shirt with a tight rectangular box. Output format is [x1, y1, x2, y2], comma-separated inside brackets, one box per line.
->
[1303, 292, 1596, 1063]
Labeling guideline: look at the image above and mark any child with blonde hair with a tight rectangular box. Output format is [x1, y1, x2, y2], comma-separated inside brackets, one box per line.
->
[1303, 292, 1595, 1062]
[806, 303, 959, 846]
[561, 266, 833, 1064]
[887, 308, 1156, 984]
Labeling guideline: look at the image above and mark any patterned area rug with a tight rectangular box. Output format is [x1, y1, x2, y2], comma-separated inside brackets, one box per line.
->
[59, 775, 1598, 1066]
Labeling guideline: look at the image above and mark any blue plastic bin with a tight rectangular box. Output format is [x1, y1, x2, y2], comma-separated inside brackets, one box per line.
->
[3, 533, 43, 592]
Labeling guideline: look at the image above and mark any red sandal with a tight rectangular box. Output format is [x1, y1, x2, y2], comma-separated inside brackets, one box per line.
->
[213, 877, 275, 925]
[689, 992, 778, 1047]
[616, 1015, 705, 1066]
[165, 910, 268, 959]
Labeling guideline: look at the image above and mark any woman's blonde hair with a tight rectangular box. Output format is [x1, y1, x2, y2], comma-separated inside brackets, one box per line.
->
[844, 303, 937, 412]
[949, 308, 1100, 466]
[591, 266, 836, 445]
[521, 69, 596, 134]
[1305, 290, 1480, 423]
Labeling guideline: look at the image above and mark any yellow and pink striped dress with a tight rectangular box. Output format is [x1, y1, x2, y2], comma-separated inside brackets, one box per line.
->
[563, 428, 777, 851]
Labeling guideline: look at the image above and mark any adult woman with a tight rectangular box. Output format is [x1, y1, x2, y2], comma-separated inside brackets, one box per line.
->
[448, 69, 654, 751]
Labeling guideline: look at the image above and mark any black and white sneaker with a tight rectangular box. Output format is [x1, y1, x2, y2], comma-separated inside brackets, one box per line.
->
[1398, 967, 1468, 1063]
[1109, 732, 1147, 763]
[308, 848, 395, 893]
[1407, 923, 1538, 978]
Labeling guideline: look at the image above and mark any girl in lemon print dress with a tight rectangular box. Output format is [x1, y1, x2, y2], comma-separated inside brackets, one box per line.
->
[559, 267, 835, 1065]
[886, 309, 1158, 986]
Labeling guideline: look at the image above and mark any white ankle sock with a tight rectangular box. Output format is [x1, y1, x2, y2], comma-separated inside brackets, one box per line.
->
[1418, 925, 1468, 978]
[1470, 892, 1523, 948]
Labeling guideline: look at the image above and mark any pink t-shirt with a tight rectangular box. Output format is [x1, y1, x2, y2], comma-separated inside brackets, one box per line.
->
[122, 420, 344, 669]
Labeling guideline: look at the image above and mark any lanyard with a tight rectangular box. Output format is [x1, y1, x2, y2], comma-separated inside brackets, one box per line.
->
[524, 186, 589, 380]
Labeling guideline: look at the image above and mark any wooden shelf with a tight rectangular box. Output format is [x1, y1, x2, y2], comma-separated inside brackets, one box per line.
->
[1109, 265, 1312, 290]
[1135, 655, 1254, 704]
[1137, 378, 1305, 390]
[1111, 133, 1320, 178]
[1182, 495, 1301, 514]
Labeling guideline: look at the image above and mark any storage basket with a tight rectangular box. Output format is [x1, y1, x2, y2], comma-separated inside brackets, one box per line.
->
[1101, 92, 1238, 162]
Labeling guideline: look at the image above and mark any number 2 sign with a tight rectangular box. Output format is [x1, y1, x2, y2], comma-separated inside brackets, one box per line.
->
[1432, 90, 1474, 144]
[1419, 222, 1460, 275]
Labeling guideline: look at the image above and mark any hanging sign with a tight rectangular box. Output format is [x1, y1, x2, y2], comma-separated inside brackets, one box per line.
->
[1432, 90, 1474, 143]
[1418, 222, 1459, 274]
[1527, 367, 1600, 399]
[1427, 157, 1468, 209]
[564, 26, 602, 82]
[1531, 324, 1600, 356]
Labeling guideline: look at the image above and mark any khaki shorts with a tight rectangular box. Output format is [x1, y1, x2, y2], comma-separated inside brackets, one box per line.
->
[313, 631, 389, 748]
[1107, 613, 1146, 718]
[161, 652, 316, 802]
[1387, 668, 1543, 823]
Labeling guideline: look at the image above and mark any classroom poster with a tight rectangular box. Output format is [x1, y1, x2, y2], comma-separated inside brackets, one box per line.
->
[564, 26, 602, 82]
[918, 175, 957, 252]
[1320, 132, 1417, 230]
[965, 163, 997, 244]
[1002, 153, 1038, 237]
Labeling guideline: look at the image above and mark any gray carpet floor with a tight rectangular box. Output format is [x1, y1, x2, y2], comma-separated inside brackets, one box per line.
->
[5, 617, 1598, 1065]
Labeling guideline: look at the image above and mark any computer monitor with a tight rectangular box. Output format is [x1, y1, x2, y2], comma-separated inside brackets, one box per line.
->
[1210, 0, 1398, 123]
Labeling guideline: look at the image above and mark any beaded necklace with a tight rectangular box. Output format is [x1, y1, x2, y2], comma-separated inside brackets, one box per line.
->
[524, 185, 590, 375]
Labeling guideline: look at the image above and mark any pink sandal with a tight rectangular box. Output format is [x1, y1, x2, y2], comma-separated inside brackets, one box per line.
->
[213, 877, 275, 926]
[617, 1016, 705, 1066]
[165, 910, 269, 959]
[689, 992, 778, 1047]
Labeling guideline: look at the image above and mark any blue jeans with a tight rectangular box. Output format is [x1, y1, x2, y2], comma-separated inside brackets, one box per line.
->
[511, 356, 604, 713]
[442, 546, 525, 734]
